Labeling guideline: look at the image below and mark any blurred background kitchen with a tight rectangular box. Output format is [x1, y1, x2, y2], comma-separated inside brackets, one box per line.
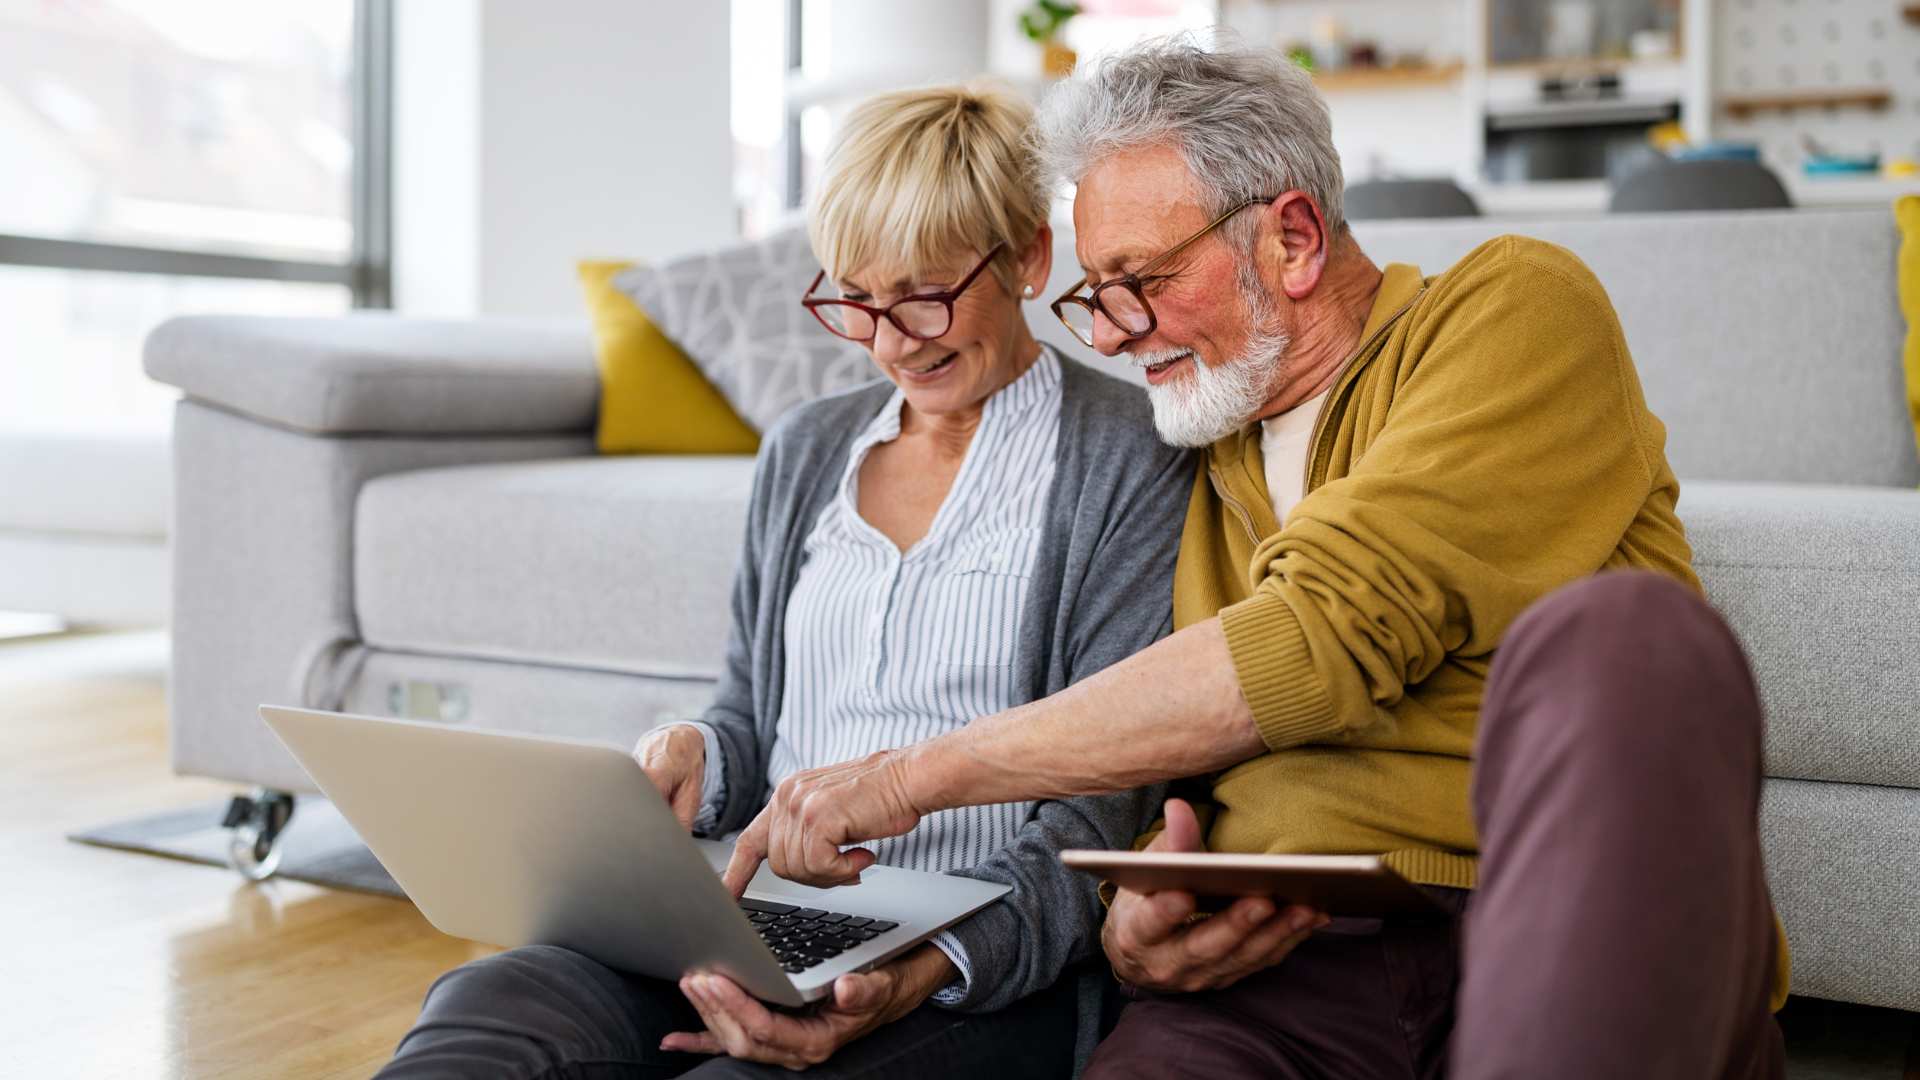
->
[2, 0, 1916, 640]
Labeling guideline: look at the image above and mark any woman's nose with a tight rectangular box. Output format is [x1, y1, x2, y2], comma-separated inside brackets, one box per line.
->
[870, 316, 923, 367]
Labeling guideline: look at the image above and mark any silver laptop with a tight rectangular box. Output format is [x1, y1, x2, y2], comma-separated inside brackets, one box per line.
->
[259, 705, 1008, 1007]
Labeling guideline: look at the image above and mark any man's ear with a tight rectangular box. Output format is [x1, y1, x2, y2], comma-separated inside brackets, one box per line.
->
[1259, 192, 1331, 300]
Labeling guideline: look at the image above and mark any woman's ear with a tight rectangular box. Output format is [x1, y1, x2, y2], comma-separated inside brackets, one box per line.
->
[1020, 224, 1053, 299]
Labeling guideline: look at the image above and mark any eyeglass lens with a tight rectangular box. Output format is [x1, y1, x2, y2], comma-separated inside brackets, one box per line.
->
[1101, 286, 1152, 333]
[1058, 303, 1096, 346]
[1060, 285, 1153, 346]
[818, 298, 951, 341]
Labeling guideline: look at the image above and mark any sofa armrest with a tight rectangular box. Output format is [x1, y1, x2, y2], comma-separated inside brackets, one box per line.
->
[166, 397, 597, 792]
[144, 313, 600, 436]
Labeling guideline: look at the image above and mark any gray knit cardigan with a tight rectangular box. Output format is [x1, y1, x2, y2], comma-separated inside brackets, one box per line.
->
[697, 351, 1195, 1030]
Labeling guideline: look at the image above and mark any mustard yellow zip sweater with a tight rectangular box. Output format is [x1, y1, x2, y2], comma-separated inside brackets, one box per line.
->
[1176, 235, 1698, 877]
[1161, 236, 1787, 1006]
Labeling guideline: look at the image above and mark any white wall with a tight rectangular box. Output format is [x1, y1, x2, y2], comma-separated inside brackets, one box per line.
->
[985, 0, 1038, 78]
[1321, 87, 1474, 181]
[393, 0, 735, 319]
[817, 0, 989, 89]
[392, 1, 480, 317]
[785, 0, 992, 216]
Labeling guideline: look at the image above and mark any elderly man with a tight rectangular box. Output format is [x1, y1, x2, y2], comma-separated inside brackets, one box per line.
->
[724, 39, 1787, 1079]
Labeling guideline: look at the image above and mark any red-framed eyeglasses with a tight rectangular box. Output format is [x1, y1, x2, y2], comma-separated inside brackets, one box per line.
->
[801, 244, 1005, 342]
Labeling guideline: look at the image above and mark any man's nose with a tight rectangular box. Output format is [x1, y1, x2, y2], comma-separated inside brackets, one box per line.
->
[1092, 309, 1133, 356]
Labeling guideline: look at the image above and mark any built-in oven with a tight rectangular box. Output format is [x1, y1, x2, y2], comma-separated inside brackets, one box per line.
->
[1483, 75, 1679, 183]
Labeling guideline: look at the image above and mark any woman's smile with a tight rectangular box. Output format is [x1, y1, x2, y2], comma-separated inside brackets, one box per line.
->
[897, 351, 960, 380]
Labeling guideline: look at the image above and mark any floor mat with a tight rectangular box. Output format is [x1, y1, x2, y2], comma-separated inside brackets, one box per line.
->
[68, 796, 405, 899]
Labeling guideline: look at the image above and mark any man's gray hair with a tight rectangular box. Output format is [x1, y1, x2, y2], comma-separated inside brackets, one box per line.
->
[1033, 34, 1346, 237]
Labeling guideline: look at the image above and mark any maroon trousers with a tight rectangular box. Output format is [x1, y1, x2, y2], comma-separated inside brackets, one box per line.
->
[1085, 572, 1785, 1080]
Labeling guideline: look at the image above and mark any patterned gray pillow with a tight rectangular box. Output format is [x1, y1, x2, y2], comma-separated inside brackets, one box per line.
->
[611, 228, 876, 432]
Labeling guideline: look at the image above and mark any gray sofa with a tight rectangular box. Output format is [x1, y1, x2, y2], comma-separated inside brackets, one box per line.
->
[145, 208, 1920, 1013]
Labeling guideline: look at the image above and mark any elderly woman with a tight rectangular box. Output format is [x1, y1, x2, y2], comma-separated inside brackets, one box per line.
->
[377, 82, 1193, 1079]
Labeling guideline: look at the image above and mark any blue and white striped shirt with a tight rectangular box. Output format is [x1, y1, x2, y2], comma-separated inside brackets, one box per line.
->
[770, 347, 1059, 872]
[690, 346, 1064, 995]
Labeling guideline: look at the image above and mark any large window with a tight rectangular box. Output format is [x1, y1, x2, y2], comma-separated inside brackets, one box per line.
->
[0, 0, 389, 434]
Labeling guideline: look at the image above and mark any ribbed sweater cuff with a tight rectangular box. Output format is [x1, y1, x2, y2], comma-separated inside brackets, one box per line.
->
[1218, 591, 1339, 752]
[1382, 849, 1479, 890]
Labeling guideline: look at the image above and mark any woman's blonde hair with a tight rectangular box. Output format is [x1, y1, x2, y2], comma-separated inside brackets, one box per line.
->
[808, 80, 1046, 296]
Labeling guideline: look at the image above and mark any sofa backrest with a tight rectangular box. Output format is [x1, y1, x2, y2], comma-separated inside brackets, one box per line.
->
[1354, 209, 1913, 487]
[1042, 208, 1917, 488]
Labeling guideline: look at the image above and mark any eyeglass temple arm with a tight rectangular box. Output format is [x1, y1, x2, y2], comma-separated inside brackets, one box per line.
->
[1133, 197, 1271, 279]
[953, 242, 1005, 294]
[1051, 196, 1272, 306]
[800, 269, 827, 305]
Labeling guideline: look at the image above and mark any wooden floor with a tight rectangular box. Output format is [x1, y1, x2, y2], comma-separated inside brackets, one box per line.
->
[0, 630, 495, 1080]
[7, 629, 1918, 1079]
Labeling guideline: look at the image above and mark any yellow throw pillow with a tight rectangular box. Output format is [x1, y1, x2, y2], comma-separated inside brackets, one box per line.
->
[577, 260, 759, 455]
[1899, 197, 1920, 471]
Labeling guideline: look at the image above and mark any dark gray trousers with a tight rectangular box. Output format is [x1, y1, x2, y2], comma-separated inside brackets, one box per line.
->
[1084, 571, 1786, 1079]
[376, 944, 1080, 1079]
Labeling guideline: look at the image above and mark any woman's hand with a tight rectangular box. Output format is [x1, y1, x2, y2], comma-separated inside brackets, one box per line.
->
[631, 724, 707, 830]
[661, 944, 957, 1069]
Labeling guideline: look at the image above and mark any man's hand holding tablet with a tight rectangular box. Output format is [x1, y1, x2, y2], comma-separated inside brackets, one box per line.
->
[1083, 798, 1331, 994]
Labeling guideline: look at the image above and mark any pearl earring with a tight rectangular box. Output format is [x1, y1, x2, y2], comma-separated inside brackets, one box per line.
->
[1022, 284, 1035, 299]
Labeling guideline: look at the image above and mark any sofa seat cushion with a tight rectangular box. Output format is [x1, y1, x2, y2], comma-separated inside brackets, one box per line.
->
[0, 431, 171, 537]
[1684, 481, 1920, 790]
[354, 455, 755, 679]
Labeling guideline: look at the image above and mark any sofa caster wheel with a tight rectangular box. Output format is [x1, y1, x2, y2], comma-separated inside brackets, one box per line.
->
[222, 789, 295, 881]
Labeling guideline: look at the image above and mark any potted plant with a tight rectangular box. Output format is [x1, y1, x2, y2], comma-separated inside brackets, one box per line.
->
[1020, 1, 1080, 78]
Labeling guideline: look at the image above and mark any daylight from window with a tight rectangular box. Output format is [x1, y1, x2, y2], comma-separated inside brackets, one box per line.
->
[0, 0, 356, 434]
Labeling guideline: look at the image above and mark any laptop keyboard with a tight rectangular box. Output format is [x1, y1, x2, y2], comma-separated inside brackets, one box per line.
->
[738, 897, 900, 974]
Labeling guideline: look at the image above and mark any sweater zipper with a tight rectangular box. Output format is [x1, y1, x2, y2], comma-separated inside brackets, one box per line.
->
[1208, 286, 1426, 545]
[1300, 287, 1426, 495]
[1210, 466, 1262, 545]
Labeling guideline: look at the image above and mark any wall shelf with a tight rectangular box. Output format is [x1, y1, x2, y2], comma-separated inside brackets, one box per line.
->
[1312, 61, 1464, 93]
[1488, 57, 1682, 78]
[1719, 89, 1893, 119]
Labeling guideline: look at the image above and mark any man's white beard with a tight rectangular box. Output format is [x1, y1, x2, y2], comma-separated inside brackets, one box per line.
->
[1136, 319, 1291, 449]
